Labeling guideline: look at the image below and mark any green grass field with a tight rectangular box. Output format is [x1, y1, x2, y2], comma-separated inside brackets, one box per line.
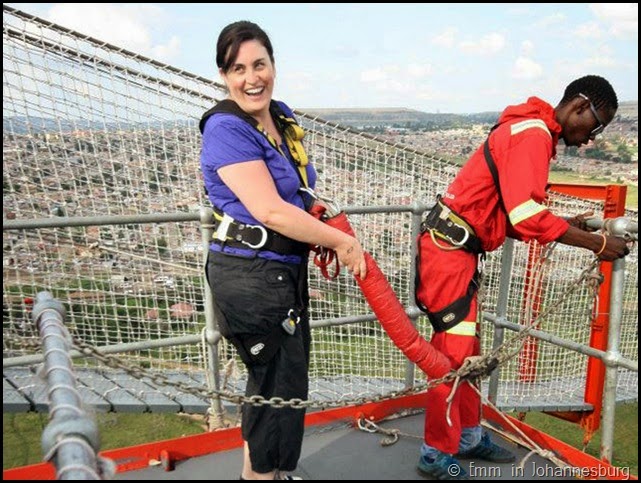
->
[549, 172, 638, 210]
[515, 403, 638, 476]
[4, 403, 637, 475]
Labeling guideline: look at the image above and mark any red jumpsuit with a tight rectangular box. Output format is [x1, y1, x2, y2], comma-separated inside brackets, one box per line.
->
[416, 96, 569, 454]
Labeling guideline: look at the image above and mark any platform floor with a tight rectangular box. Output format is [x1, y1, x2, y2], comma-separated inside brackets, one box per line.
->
[114, 411, 568, 480]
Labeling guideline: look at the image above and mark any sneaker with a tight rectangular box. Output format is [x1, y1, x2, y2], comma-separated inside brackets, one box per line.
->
[456, 430, 516, 463]
[281, 476, 302, 480]
[417, 452, 469, 480]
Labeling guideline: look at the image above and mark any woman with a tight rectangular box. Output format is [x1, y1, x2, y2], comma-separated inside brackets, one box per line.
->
[200, 21, 366, 480]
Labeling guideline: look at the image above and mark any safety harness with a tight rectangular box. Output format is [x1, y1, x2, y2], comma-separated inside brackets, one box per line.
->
[200, 99, 312, 255]
[414, 125, 506, 333]
[482, 123, 507, 213]
[201, 100, 316, 366]
[421, 196, 483, 254]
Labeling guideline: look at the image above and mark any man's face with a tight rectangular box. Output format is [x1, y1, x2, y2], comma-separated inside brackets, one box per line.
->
[562, 94, 615, 147]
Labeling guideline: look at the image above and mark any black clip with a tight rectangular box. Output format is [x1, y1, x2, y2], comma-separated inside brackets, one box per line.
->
[281, 309, 300, 335]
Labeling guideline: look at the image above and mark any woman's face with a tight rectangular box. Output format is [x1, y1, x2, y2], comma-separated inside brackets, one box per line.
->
[221, 39, 275, 118]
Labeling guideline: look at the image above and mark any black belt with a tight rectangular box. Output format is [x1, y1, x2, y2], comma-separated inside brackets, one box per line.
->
[211, 208, 307, 256]
[421, 197, 483, 254]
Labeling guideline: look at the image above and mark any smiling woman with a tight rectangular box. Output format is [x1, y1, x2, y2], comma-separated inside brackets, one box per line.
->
[199, 20, 368, 481]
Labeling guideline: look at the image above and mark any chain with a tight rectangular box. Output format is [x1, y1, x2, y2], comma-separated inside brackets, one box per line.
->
[10, 254, 602, 411]
[481, 256, 602, 372]
[70, 335, 440, 409]
[68, 326, 542, 409]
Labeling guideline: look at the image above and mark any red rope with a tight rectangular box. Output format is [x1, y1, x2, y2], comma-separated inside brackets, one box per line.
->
[309, 206, 452, 378]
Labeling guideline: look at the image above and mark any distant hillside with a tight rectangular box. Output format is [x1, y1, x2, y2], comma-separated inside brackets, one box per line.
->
[617, 101, 637, 120]
[301, 101, 638, 129]
[299, 107, 499, 130]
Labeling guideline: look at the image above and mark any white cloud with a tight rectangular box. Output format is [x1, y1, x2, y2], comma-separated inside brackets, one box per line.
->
[584, 56, 618, 67]
[574, 21, 604, 39]
[511, 57, 543, 79]
[407, 63, 432, 79]
[359, 63, 432, 99]
[46, 3, 180, 62]
[520, 40, 535, 56]
[431, 27, 458, 48]
[361, 67, 388, 83]
[459, 33, 505, 56]
[590, 3, 638, 38]
[331, 45, 360, 58]
[535, 13, 566, 28]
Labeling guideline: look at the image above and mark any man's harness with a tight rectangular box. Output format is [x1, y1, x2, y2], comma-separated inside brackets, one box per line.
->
[415, 197, 482, 333]
[415, 127, 504, 333]
[421, 196, 483, 254]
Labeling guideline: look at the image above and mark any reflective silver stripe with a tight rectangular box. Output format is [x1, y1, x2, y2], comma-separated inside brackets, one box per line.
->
[509, 199, 547, 226]
[510, 119, 550, 137]
[445, 321, 477, 336]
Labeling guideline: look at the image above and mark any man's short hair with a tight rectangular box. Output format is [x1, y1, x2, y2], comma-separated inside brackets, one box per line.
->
[560, 75, 618, 112]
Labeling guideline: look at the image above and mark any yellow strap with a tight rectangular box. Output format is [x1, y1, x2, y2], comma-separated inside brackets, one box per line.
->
[438, 199, 475, 235]
[256, 117, 309, 188]
[281, 116, 309, 188]
[212, 210, 233, 242]
[445, 321, 478, 336]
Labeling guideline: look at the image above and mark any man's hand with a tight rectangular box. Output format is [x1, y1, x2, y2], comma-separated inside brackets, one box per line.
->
[567, 210, 597, 232]
[598, 235, 631, 261]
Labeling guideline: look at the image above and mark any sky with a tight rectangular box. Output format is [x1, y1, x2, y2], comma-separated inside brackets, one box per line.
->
[7, 3, 639, 114]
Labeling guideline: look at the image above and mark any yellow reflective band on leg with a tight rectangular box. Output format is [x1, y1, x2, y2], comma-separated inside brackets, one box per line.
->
[445, 321, 478, 336]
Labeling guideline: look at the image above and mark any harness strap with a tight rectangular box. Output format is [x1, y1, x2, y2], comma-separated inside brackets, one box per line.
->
[421, 196, 483, 254]
[211, 207, 306, 256]
[415, 266, 480, 333]
[483, 123, 507, 214]
[200, 99, 310, 189]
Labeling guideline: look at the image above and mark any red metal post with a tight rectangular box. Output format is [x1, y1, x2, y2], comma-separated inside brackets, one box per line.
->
[517, 242, 545, 382]
[549, 183, 627, 446]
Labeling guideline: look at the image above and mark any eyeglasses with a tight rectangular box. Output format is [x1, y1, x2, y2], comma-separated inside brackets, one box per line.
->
[578, 93, 605, 137]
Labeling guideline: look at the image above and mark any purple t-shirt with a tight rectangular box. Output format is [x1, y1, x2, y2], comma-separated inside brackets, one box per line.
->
[200, 101, 317, 263]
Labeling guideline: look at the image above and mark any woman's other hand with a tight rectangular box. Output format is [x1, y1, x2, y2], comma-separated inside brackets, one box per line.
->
[335, 237, 367, 279]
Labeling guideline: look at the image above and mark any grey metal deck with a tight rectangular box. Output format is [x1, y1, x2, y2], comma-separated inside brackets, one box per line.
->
[113, 412, 567, 480]
[3, 368, 598, 414]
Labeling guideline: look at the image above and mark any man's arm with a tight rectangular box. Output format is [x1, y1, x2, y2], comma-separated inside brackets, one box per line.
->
[556, 226, 629, 261]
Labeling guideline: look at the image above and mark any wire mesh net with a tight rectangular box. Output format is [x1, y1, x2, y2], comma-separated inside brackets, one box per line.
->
[3, 6, 637, 412]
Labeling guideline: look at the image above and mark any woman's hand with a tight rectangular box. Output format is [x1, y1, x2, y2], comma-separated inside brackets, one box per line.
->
[335, 236, 367, 279]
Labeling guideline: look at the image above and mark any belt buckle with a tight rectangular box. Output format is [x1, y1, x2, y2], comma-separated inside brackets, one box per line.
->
[444, 225, 470, 247]
[241, 225, 268, 249]
[213, 213, 234, 242]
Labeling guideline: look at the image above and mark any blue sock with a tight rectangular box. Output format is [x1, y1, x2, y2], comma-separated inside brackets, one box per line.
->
[459, 426, 482, 453]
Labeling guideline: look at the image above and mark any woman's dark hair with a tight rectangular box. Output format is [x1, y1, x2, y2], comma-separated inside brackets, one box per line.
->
[216, 21, 274, 73]
[560, 74, 618, 112]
